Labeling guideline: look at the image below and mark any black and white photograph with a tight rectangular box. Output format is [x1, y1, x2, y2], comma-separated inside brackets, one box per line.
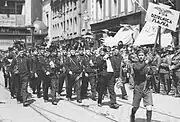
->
[0, 0, 180, 122]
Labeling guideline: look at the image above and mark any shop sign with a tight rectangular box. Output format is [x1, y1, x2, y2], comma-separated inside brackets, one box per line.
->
[0, 14, 25, 27]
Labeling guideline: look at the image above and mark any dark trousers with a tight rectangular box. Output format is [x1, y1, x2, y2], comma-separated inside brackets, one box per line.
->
[14, 74, 22, 102]
[58, 73, 67, 94]
[10, 74, 19, 97]
[20, 75, 29, 103]
[152, 74, 160, 93]
[43, 75, 50, 100]
[120, 82, 127, 97]
[30, 72, 42, 97]
[172, 71, 180, 95]
[97, 72, 116, 104]
[67, 74, 82, 100]
[81, 74, 89, 97]
[50, 77, 59, 101]
[160, 73, 171, 94]
[89, 75, 97, 98]
[30, 77, 41, 96]
[3, 70, 10, 88]
[81, 73, 97, 98]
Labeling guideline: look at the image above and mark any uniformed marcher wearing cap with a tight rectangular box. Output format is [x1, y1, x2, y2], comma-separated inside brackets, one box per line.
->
[9, 49, 21, 103]
[45, 49, 59, 105]
[58, 50, 68, 95]
[30, 48, 42, 98]
[11, 50, 31, 107]
[83, 49, 97, 100]
[66, 48, 84, 103]
[150, 49, 161, 93]
[130, 49, 153, 122]
[41, 50, 51, 103]
[170, 46, 180, 97]
[159, 48, 172, 95]
[2, 47, 14, 90]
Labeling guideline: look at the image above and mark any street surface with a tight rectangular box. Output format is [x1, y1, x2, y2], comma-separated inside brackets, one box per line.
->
[0, 70, 180, 122]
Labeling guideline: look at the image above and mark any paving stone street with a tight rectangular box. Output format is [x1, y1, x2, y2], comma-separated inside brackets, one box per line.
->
[0, 71, 180, 122]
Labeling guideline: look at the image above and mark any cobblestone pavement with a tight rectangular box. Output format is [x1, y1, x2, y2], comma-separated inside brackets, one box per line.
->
[0, 71, 180, 122]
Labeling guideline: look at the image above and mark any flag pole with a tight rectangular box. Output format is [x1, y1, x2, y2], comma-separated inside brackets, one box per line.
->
[153, 26, 161, 54]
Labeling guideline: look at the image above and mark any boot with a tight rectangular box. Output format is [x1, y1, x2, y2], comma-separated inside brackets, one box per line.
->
[146, 110, 152, 122]
[130, 108, 137, 122]
[130, 114, 135, 122]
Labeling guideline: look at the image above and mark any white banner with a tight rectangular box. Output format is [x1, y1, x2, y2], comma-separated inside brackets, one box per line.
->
[134, 22, 172, 47]
[145, 2, 180, 31]
[103, 25, 140, 47]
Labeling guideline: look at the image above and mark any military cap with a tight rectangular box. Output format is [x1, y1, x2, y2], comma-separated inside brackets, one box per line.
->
[8, 47, 14, 51]
[136, 48, 145, 55]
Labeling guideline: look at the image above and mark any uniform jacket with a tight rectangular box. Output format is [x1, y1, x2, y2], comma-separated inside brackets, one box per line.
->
[11, 55, 31, 77]
[38, 55, 49, 74]
[159, 55, 171, 74]
[66, 55, 83, 73]
[84, 54, 97, 74]
[171, 52, 180, 71]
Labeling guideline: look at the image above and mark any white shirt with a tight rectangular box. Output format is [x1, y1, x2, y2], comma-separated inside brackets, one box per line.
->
[106, 58, 114, 72]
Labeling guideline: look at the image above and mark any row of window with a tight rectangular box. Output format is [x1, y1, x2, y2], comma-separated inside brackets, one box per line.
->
[95, 0, 145, 21]
[52, 0, 78, 18]
[52, 17, 78, 36]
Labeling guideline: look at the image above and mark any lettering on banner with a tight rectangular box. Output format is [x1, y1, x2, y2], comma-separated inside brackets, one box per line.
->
[145, 2, 180, 31]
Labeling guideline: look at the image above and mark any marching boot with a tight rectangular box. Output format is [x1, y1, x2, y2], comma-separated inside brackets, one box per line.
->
[52, 101, 58, 105]
[130, 114, 135, 122]
[77, 99, 82, 103]
[146, 110, 152, 122]
[130, 108, 137, 122]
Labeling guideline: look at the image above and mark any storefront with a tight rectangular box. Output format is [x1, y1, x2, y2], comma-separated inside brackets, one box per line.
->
[0, 27, 30, 50]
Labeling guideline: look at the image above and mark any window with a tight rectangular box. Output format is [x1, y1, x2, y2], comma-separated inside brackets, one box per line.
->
[112, 0, 118, 17]
[74, 17, 77, 34]
[74, 0, 77, 10]
[67, 20, 69, 31]
[67, 0, 69, 12]
[46, 13, 49, 27]
[127, 0, 134, 13]
[70, 18, 72, 33]
[121, 0, 125, 13]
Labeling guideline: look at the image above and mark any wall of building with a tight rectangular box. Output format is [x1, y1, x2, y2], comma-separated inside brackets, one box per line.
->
[25, 0, 42, 25]
[43, 0, 91, 43]
[42, 0, 52, 45]
[90, 0, 151, 25]
[25, 0, 32, 26]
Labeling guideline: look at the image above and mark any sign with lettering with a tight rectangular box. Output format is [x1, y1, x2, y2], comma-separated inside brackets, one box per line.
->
[0, 14, 25, 27]
[145, 2, 180, 31]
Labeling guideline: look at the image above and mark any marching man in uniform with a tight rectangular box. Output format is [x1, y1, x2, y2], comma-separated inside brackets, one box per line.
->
[66, 48, 84, 103]
[130, 49, 153, 122]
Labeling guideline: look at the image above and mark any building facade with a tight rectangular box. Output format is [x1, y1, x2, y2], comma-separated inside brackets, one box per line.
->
[90, 0, 180, 45]
[42, 0, 180, 47]
[42, 0, 52, 45]
[0, 0, 43, 50]
[43, 0, 92, 47]
[90, 0, 150, 38]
